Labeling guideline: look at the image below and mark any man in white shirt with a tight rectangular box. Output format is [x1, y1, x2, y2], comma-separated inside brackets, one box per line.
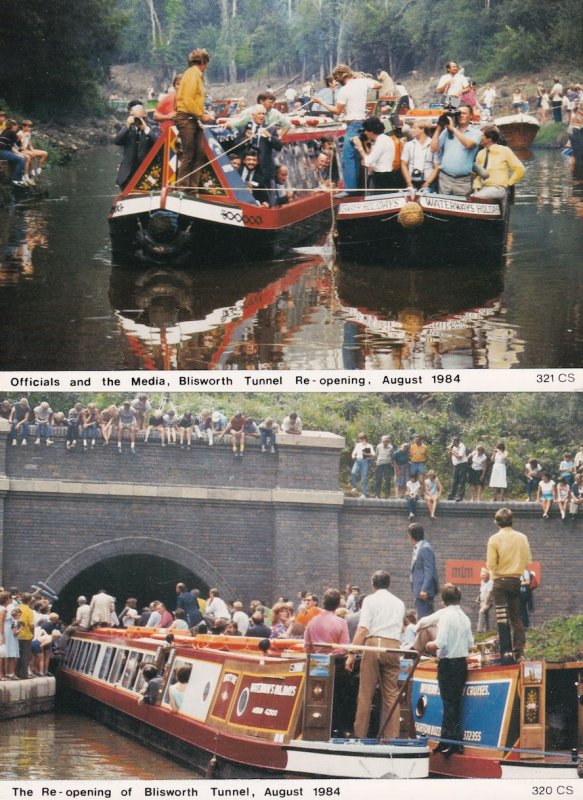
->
[205, 588, 230, 621]
[549, 78, 563, 123]
[74, 596, 91, 631]
[426, 584, 473, 756]
[312, 64, 381, 191]
[436, 62, 469, 104]
[447, 436, 468, 501]
[345, 570, 405, 739]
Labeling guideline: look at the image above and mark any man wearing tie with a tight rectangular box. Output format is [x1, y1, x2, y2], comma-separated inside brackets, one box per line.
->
[409, 523, 440, 619]
[239, 149, 267, 205]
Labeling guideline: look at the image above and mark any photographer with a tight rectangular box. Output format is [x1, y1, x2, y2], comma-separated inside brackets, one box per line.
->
[114, 101, 160, 189]
[430, 104, 482, 195]
[352, 116, 396, 191]
[401, 120, 439, 191]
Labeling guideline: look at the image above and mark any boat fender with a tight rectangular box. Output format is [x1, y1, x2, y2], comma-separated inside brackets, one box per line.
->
[398, 201, 424, 229]
[205, 755, 218, 779]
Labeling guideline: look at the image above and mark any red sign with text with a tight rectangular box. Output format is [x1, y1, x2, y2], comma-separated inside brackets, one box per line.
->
[445, 560, 541, 585]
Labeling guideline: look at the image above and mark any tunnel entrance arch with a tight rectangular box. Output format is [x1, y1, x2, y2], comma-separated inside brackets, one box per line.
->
[42, 536, 237, 623]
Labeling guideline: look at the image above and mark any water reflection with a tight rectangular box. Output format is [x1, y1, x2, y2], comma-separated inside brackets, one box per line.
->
[0, 148, 580, 369]
[1, 710, 196, 779]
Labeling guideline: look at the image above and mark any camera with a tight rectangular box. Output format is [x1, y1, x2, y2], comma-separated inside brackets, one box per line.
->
[411, 168, 424, 189]
[132, 116, 143, 127]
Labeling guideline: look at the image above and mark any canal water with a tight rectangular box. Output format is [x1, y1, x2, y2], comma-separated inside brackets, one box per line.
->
[0, 146, 581, 370]
[0, 710, 197, 780]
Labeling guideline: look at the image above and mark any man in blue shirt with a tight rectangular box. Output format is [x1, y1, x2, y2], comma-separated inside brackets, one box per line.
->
[426, 584, 473, 757]
[430, 104, 482, 196]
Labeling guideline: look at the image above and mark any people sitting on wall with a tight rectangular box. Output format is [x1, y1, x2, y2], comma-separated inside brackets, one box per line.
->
[114, 101, 160, 189]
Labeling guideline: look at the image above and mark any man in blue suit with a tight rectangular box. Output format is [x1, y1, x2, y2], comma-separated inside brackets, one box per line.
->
[409, 523, 439, 619]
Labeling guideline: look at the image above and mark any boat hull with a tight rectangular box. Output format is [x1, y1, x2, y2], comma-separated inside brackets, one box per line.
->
[494, 114, 540, 149]
[58, 630, 429, 780]
[412, 658, 582, 779]
[336, 192, 508, 267]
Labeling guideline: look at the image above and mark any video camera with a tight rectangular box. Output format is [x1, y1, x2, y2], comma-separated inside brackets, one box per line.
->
[438, 96, 462, 138]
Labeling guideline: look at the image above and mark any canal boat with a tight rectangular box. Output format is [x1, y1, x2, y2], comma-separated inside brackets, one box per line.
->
[59, 628, 429, 779]
[411, 651, 583, 779]
[335, 188, 509, 267]
[109, 120, 343, 265]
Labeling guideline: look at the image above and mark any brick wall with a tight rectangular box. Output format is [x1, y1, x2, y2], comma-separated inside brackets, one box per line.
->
[0, 425, 580, 626]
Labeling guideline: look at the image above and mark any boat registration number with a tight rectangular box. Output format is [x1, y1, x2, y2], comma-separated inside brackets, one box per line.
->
[338, 197, 407, 215]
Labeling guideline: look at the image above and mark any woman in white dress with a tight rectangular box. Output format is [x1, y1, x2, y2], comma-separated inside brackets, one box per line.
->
[489, 441, 508, 501]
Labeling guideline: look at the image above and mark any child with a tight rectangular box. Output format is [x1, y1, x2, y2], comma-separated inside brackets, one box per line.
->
[556, 477, 571, 520]
[476, 568, 493, 633]
[537, 471, 556, 519]
[17, 120, 48, 181]
[424, 470, 442, 520]
[401, 608, 417, 647]
[406, 476, 421, 519]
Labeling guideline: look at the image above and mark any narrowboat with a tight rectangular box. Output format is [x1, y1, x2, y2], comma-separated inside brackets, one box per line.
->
[335, 189, 509, 267]
[109, 120, 343, 265]
[411, 650, 583, 779]
[59, 628, 429, 779]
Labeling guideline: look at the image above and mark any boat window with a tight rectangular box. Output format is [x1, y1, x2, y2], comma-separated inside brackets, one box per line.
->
[65, 638, 80, 668]
[98, 646, 114, 681]
[78, 642, 92, 673]
[108, 648, 130, 684]
[120, 651, 142, 690]
[278, 141, 321, 197]
[85, 643, 100, 676]
[133, 654, 156, 694]
[161, 658, 191, 706]
[73, 641, 89, 672]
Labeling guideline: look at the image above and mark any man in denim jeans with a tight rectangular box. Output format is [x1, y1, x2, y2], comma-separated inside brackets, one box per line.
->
[312, 64, 381, 191]
[9, 397, 32, 446]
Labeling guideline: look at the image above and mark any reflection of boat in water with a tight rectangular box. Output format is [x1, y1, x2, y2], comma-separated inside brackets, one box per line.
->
[412, 652, 582, 779]
[59, 628, 429, 779]
[493, 113, 540, 150]
[108, 121, 343, 264]
[109, 253, 333, 369]
[336, 189, 509, 267]
[334, 260, 523, 368]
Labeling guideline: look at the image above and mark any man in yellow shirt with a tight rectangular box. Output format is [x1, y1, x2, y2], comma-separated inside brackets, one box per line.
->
[175, 48, 214, 189]
[472, 125, 525, 213]
[409, 434, 429, 487]
[17, 592, 35, 679]
[486, 508, 532, 661]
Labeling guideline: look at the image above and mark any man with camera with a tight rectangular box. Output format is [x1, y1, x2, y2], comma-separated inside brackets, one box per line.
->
[430, 104, 482, 196]
[436, 62, 469, 104]
[114, 101, 160, 189]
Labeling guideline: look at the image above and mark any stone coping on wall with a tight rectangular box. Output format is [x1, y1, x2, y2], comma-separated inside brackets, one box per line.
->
[0, 476, 344, 506]
[343, 496, 565, 517]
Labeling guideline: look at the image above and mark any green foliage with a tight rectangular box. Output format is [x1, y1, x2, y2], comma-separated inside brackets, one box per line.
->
[0, 0, 121, 118]
[525, 615, 583, 662]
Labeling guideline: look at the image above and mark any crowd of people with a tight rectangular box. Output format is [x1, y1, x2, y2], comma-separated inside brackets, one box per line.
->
[350, 432, 583, 521]
[0, 110, 48, 187]
[3, 508, 532, 750]
[1, 395, 301, 457]
[3, 395, 581, 516]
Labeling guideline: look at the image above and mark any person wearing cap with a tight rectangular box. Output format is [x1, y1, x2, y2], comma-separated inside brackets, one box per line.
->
[231, 601, 250, 636]
[117, 400, 138, 453]
[175, 48, 214, 189]
[114, 101, 160, 188]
